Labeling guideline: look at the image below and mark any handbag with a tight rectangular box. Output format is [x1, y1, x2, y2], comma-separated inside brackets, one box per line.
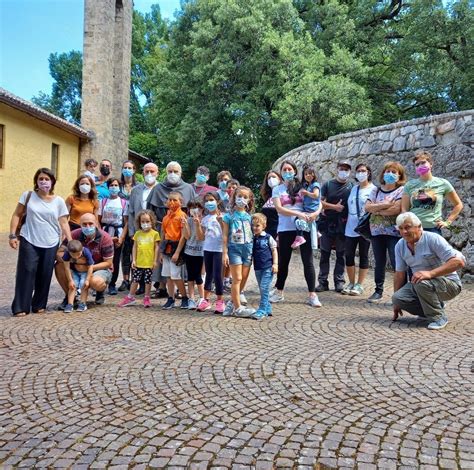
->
[354, 186, 373, 241]
[15, 191, 33, 236]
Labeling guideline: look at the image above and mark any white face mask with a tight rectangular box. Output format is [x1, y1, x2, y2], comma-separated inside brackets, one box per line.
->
[144, 174, 156, 185]
[190, 208, 200, 217]
[167, 173, 180, 184]
[338, 170, 351, 180]
[79, 184, 91, 194]
[267, 177, 279, 188]
[141, 223, 152, 231]
[355, 172, 368, 183]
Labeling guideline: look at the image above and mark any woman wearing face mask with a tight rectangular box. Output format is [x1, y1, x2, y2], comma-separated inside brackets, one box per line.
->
[365, 161, 407, 303]
[401, 150, 463, 235]
[260, 170, 282, 240]
[9, 168, 71, 317]
[66, 175, 99, 230]
[99, 178, 129, 295]
[270, 161, 321, 307]
[342, 164, 376, 296]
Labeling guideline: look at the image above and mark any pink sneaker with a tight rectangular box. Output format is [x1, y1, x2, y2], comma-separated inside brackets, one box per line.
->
[118, 295, 136, 307]
[214, 299, 225, 314]
[291, 235, 306, 249]
[143, 296, 151, 308]
[197, 298, 211, 311]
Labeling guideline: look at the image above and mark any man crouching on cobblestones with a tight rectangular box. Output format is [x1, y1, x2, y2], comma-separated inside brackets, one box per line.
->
[55, 213, 114, 310]
[392, 212, 465, 330]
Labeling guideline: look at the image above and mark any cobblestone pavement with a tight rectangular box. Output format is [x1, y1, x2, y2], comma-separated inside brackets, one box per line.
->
[1, 234, 473, 469]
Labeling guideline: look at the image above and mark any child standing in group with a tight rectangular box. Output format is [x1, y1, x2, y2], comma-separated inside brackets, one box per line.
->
[251, 213, 278, 320]
[292, 164, 321, 249]
[84, 158, 99, 182]
[197, 192, 225, 313]
[174, 199, 205, 309]
[62, 240, 94, 313]
[118, 210, 160, 308]
[222, 186, 256, 317]
[160, 191, 189, 309]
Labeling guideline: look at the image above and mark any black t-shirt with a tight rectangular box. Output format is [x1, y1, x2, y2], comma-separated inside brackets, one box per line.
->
[320, 179, 353, 221]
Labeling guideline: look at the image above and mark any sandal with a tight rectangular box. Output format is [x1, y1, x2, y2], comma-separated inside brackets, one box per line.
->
[13, 312, 27, 317]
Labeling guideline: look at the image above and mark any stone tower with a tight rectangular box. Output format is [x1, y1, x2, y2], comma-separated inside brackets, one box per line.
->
[80, 0, 133, 170]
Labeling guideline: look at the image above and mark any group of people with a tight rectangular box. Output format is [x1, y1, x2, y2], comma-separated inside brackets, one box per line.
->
[9, 149, 466, 329]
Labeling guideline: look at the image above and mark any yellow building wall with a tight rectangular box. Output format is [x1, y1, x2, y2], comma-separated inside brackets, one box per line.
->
[0, 103, 81, 232]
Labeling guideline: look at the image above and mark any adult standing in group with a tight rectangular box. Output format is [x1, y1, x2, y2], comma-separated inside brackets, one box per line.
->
[148, 161, 196, 297]
[316, 160, 353, 293]
[217, 170, 232, 211]
[342, 163, 376, 296]
[191, 165, 218, 199]
[260, 170, 282, 240]
[96, 159, 113, 201]
[55, 213, 114, 308]
[9, 168, 71, 316]
[117, 160, 138, 292]
[269, 161, 322, 307]
[392, 212, 465, 330]
[365, 161, 406, 303]
[66, 174, 99, 230]
[401, 150, 463, 235]
[127, 162, 159, 294]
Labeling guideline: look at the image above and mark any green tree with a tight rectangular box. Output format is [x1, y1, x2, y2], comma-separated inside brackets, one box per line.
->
[32, 51, 82, 124]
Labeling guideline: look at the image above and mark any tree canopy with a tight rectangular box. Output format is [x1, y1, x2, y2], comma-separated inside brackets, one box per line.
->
[33, 0, 473, 183]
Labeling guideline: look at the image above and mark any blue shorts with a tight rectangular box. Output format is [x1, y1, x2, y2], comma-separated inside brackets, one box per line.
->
[228, 243, 253, 266]
[72, 270, 88, 289]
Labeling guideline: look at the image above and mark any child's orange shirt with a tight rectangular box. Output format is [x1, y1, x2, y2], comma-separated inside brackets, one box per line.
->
[162, 208, 186, 242]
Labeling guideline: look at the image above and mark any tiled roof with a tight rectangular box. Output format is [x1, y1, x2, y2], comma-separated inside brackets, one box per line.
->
[0, 87, 90, 139]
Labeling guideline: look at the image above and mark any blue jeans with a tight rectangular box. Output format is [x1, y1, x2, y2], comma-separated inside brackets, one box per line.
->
[255, 268, 273, 315]
[72, 270, 88, 289]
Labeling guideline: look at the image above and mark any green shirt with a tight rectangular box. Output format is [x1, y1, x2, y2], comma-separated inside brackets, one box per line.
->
[403, 176, 454, 228]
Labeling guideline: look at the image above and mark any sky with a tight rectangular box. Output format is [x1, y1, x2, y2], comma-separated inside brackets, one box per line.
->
[0, 0, 181, 101]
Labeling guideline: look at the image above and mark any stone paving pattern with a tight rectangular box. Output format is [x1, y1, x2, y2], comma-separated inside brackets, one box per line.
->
[1, 234, 473, 469]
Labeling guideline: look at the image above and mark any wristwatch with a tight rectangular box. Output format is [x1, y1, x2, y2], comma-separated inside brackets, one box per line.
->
[9, 234, 18, 240]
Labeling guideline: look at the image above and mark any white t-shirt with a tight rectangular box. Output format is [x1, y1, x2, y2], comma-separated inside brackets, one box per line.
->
[345, 183, 376, 237]
[19, 191, 68, 248]
[99, 197, 129, 237]
[201, 214, 223, 252]
[272, 184, 304, 233]
[142, 185, 154, 210]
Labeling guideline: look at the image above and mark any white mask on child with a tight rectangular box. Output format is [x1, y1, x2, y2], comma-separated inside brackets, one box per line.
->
[268, 177, 279, 188]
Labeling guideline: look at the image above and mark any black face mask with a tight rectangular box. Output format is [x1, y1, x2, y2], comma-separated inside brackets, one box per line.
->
[100, 165, 111, 176]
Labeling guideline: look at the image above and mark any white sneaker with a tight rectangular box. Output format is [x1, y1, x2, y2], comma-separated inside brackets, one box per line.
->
[308, 295, 322, 308]
[239, 293, 247, 305]
[234, 306, 256, 317]
[222, 300, 234, 317]
[269, 292, 284, 303]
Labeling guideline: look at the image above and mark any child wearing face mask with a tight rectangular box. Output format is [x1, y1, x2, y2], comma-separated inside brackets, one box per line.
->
[196, 192, 225, 313]
[217, 170, 232, 211]
[172, 200, 205, 310]
[292, 164, 322, 249]
[119, 210, 160, 308]
[84, 158, 99, 182]
[99, 178, 129, 295]
[160, 191, 189, 309]
[222, 186, 257, 317]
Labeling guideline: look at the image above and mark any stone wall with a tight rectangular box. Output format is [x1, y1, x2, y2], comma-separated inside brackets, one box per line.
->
[274, 110, 474, 277]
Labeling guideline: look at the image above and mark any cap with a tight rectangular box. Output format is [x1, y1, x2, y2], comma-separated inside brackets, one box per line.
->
[337, 160, 352, 169]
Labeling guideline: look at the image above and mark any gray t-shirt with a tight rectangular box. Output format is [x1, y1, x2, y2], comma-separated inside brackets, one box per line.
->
[184, 216, 204, 257]
[19, 191, 68, 248]
[395, 231, 464, 284]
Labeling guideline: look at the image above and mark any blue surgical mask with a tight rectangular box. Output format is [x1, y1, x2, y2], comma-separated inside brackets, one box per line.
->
[122, 168, 134, 178]
[82, 226, 96, 237]
[204, 201, 217, 211]
[196, 174, 207, 185]
[109, 186, 120, 196]
[282, 171, 295, 182]
[219, 181, 227, 190]
[383, 172, 399, 184]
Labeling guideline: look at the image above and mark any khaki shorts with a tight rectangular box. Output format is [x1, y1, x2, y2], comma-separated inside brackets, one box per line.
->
[161, 255, 182, 280]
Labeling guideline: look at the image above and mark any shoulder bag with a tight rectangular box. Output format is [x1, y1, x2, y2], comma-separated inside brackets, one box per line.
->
[15, 191, 33, 236]
[354, 186, 373, 241]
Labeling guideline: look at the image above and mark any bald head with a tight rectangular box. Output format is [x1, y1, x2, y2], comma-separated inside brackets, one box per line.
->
[144, 162, 158, 174]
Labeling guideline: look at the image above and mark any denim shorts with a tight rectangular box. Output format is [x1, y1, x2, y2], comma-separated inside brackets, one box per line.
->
[94, 269, 112, 285]
[228, 243, 253, 266]
[72, 271, 88, 289]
